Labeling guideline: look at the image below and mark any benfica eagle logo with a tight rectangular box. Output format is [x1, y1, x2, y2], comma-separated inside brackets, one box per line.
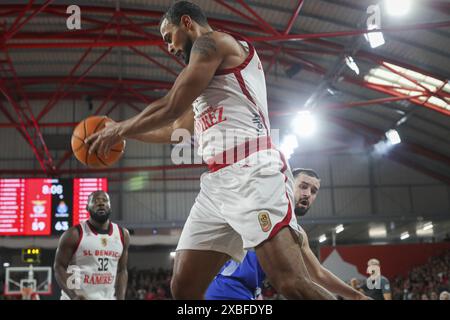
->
[258, 211, 272, 233]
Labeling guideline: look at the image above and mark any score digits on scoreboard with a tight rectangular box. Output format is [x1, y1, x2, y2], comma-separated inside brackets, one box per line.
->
[0, 178, 107, 236]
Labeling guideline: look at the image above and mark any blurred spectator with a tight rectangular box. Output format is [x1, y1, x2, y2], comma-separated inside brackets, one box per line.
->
[392, 250, 450, 300]
[439, 291, 449, 300]
[361, 258, 392, 300]
[123, 249, 450, 300]
[126, 267, 172, 300]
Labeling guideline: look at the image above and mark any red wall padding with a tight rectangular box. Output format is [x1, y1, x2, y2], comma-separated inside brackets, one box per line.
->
[320, 242, 450, 279]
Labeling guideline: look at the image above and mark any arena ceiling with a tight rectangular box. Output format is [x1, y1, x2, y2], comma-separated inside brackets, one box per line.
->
[0, 0, 449, 181]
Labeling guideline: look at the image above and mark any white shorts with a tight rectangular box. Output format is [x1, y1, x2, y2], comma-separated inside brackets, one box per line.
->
[176, 149, 300, 262]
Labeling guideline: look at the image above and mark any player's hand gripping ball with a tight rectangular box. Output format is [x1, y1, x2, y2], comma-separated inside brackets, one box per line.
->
[71, 116, 125, 168]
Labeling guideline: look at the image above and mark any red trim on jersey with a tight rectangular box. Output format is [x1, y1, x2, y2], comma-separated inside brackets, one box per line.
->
[215, 40, 255, 76]
[278, 150, 288, 173]
[207, 136, 272, 173]
[86, 221, 98, 235]
[86, 221, 112, 236]
[268, 150, 293, 240]
[118, 226, 125, 248]
[233, 70, 270, 133]
[74, 224, 83, 253]
[234, 70, 256, 105]
[108, 222, 113, 236]
[268, 197, 293, 240]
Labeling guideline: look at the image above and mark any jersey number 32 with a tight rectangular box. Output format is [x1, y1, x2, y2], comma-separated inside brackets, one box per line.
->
[98, 258, 109, 271]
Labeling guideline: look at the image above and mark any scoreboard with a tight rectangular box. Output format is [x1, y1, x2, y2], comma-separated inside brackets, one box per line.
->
[0, 178, 107, 236]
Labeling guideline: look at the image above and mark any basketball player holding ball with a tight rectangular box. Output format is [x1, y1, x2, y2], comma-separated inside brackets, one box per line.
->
[86, 1, 335, 299]
[54, 191, 130, 300]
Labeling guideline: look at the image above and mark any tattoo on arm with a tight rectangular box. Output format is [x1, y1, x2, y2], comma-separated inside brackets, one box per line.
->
[192, 32, 217, 58]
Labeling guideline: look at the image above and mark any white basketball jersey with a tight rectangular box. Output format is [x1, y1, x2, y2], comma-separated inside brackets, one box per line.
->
[193, 34, 270, 165]
[61, 221, 124, 300]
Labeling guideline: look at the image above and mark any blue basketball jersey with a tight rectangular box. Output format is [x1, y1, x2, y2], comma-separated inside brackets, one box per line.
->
[205, 251, 266, 300]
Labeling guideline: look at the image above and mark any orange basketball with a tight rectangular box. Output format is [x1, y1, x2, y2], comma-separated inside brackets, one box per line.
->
[71, 116, 125, 168]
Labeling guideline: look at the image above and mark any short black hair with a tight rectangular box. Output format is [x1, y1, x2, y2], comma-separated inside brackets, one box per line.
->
[292, 168, 320, 180]
[160, 1, 209, 28]
[87, 190, 109, 203]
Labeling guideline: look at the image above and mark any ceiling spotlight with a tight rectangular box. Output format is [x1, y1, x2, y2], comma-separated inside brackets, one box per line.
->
[335, 224, 344, 234]
[423, 222, 433, 231]
[385, 0, 412, 17]
[327, 88, 336, 95]
[395, 115, 408, 126]
[369, 225, 387, 238]
[280, 134, 298, 160]
[170, 251, 176, 258]
[292, 111, 317, 138]
[319, 234, 327, 243]
[400, 232, 410, 240]
[417, 222, 434, 237]
[345, 56, 360, 75]
[385, 129, 401, 145]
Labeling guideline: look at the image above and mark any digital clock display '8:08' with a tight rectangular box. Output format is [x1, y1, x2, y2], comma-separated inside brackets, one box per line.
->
[42, 184, 63, 195]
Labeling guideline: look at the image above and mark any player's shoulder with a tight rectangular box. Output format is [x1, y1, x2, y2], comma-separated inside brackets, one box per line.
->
[113, 222, 130, 242]
[65, 224, 82, 237]
[193, 31, 237, 54]
[58, 225, 81, 246]
[213, 31, 243, 50]
[112, 221, 129, 233]
[213, 30, 235, 42]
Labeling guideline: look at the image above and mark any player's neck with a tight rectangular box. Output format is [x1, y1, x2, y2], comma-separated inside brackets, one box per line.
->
[196, 25, 214, 37]
[88, 219, 110, 231]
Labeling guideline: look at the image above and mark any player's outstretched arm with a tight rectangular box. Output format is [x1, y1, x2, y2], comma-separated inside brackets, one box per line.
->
[86, 32, 223, 157]
[256, 228, 336, 300]
[54, 227, 86, 300]
[115, 228, 130, 300]
[298, 229, 369, 300]
[129, 108, 194, 144]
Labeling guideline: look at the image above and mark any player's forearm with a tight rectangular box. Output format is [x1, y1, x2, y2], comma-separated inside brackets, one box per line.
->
[54, 266, 79, 299]
[301, 279, 337, 300]
[119, 94, 186, 139]
[316, 268, 365, 300]
[115, 270, 128, 300]
[119, 99, 172, 138]
[128, 125, 175, 144]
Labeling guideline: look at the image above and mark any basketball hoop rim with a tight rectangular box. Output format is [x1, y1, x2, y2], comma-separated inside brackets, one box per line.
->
[21, 287, 34, 298]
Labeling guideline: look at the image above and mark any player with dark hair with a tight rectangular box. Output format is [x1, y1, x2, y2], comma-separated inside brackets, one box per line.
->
[206, 169, 370, 300]
[54, 191, 130, 300]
